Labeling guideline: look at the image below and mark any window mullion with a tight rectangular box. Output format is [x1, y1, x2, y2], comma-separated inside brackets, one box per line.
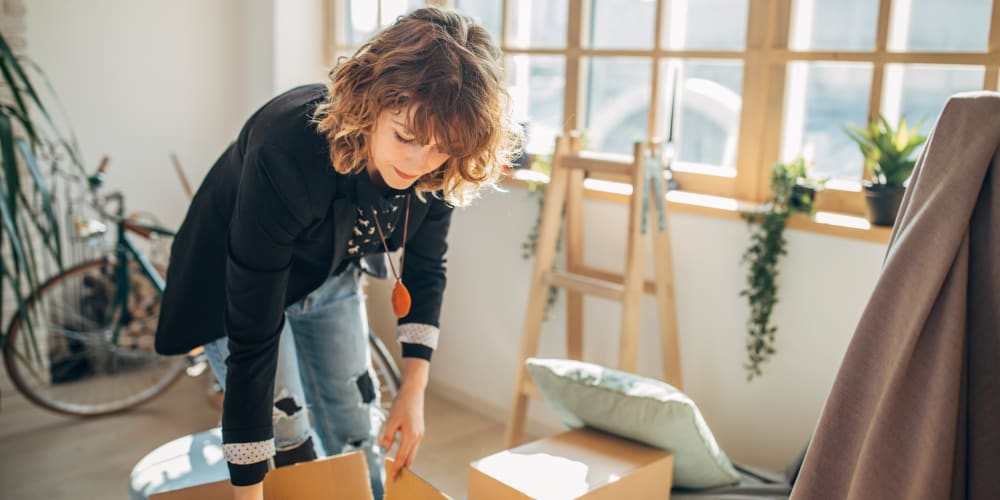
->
[735, 0, 792, 204]
[986, 0, 1000, 89]
[646, 0, 665, 146]
[328, 0, 345, 60]
[733, 0, 767, 202]
[867, 0, 893, 133]
[500, 0, 508, 49]
[860, 0, 893, 191]
[757, 0, 793, 201]
[564, 0, 584, 134]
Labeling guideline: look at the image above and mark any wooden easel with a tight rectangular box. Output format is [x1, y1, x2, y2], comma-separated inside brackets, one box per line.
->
[505, 133, 682, 447]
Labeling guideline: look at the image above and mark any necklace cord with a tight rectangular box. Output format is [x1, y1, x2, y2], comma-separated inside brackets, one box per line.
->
[371, 194, 410, 281]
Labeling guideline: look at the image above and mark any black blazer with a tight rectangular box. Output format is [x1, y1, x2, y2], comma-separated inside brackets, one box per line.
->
[154, 85, 451, 482]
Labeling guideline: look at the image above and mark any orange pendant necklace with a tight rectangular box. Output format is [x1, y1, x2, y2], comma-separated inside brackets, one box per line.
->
[371, 194, 411, 318]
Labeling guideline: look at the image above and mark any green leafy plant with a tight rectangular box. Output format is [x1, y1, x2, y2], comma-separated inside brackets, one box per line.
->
[740, 157, 824, 380]
[845, 115, 927, 187]
[0, 33, 85, 360]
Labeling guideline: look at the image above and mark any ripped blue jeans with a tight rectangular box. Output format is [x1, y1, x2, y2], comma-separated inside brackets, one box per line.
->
[203, 263, 386, 499]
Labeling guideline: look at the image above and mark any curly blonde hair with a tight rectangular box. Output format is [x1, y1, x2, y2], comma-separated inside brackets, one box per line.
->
[313, 7, 520, 206]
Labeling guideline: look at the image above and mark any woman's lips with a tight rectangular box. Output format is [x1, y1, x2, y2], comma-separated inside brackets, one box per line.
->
[393, 166, 418, 180]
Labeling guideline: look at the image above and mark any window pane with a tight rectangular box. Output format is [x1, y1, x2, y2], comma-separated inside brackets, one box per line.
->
[589, 0, 656, 49]
[883, 65, 986, 137]
[663, 0, 749, 50]
[889, 0, 992, 52]
[341, 0, 424, 45]
[343, 0, 379, 45]
[508, 0, 567, 48]
[781, 62, 873, 181]
[790, 0, 878, 50]
[379, 0, 422, 26]
[508, 56, 566, 154]
[454, 0, 502, 42]
[660, 59, 743, 169]
[585, 58, 652, 155]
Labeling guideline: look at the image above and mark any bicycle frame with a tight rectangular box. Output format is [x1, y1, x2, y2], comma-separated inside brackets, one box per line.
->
[107, 216, 174, 346]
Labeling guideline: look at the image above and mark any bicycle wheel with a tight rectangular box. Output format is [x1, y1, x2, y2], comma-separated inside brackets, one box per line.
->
[368, 331, 401, 416]
[3, 258, 187, 416]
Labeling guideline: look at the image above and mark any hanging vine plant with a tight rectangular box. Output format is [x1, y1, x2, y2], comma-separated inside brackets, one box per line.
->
[740, 157, 825, 380]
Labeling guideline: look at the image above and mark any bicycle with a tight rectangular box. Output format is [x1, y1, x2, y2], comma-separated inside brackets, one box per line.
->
[2, 158, 401, 417]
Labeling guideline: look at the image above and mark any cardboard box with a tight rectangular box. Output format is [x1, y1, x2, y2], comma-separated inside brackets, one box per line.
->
[468, 427, 673, 499]
[384, 458, 453, 500]
[150, 452, 450, 500]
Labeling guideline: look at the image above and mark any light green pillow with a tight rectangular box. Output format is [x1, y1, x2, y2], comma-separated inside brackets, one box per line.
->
[526, 358, 740, 489]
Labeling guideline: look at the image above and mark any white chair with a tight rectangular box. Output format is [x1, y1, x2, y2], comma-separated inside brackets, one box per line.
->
[128, 428, 228, 500]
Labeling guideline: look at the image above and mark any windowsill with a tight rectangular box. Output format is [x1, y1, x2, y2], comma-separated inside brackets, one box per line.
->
[503, 170, 892, 245]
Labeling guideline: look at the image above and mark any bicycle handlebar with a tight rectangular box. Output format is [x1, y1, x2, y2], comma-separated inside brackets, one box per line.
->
[83, 157, 130, 224]
[88, 155, 110, 189]
[81, 156, 174, 239]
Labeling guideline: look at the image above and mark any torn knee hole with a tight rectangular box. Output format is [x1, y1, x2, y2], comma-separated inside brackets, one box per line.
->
[273, 390, 304, 416]
[355, 371, 375, 404]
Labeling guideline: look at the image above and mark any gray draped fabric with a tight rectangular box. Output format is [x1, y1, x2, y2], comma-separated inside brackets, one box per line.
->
[792, 92, 1000, 499]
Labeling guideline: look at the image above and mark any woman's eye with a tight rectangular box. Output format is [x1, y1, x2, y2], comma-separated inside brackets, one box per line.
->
[394, 132, 416, 145]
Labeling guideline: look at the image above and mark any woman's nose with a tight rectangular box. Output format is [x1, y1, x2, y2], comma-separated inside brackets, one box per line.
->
[405, 145, 438, 173]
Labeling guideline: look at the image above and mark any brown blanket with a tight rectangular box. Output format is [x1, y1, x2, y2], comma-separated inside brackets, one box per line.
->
[792, 92, 1000, 499]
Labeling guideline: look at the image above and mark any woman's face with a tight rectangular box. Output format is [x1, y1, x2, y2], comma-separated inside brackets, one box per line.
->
[367, 106, 451, 190]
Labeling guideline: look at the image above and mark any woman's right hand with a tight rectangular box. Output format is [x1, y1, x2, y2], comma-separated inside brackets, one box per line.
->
[233, 482, 264, 500]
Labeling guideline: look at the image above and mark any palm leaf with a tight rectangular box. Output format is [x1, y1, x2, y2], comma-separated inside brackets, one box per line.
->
[16, 139, 62, 261]
[19, 58, 85, 173]
[0, 31, 77, 372]
[0, 39, 84, 177]
[1, 37, 56, 143]
[0, 176, 36, 334]
[0, 115, 25, 279]
[13, 203, 45, 364]
[846, 114, 927, 187]
[0, 49, 37, 145]
[0, 257, 40, 364]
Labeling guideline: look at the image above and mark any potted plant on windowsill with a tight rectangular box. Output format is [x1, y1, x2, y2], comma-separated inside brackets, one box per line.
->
[740, 156, 825, 380]
[845, 115, 927, 226]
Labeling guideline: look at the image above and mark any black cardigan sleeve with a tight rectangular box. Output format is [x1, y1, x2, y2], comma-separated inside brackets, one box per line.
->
[398, 195, 453, 360]
[222, 144, 311, 486]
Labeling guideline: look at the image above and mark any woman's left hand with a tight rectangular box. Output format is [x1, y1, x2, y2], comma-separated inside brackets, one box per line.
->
[379, 358, 429, 481]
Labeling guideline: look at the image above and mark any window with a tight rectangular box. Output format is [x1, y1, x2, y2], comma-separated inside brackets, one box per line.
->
[779, 0, 997, 213]
[330, 0, 1000, 219]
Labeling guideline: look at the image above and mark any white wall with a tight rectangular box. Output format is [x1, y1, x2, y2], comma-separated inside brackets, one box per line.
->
[371, 186, 887, 470]
[239, 0, 329, 115]
[25, 0, 330, 228]
[238, 0, 276, 118]
[25, 0, 242, 228]
[273, 0, 329, 96]
[27, 0, 890, 472]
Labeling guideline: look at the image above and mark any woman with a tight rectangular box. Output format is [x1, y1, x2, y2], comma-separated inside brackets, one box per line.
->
[154, 7, 518, 499]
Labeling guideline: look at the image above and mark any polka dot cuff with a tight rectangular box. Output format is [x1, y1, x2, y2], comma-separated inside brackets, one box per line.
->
[223, 439, 275, 465]
[398, 323, 439, 350]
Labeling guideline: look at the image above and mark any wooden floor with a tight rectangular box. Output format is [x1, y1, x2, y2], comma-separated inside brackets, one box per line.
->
[0, 369, 507, 499]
